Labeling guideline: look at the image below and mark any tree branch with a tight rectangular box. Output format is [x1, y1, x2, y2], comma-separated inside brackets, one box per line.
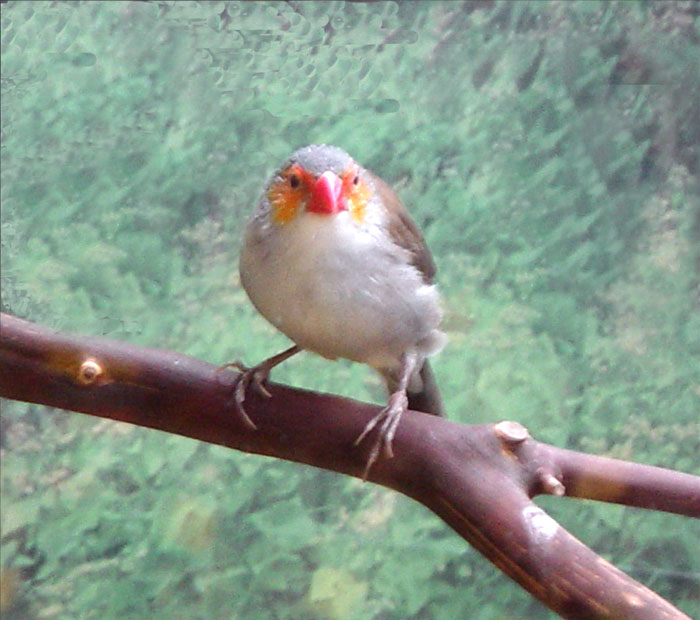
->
[1, 313, 697, 620]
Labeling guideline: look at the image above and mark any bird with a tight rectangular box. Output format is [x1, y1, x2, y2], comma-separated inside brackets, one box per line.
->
[232, 144, 446, 476]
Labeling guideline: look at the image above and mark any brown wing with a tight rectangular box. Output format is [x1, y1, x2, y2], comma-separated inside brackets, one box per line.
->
[366, 170, 436, 284]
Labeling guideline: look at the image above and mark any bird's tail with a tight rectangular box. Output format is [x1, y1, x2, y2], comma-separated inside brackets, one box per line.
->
[407, 360, 445, 417]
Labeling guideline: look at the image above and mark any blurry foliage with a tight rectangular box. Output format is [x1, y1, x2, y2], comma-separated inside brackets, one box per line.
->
[1, 1, 699, 619]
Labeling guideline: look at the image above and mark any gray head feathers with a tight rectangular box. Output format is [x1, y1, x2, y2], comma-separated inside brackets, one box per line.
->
[285, 144, 354, 177]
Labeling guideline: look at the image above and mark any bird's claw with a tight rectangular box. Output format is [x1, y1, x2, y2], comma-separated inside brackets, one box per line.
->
[217, 360, 274, 430]
[217, 346, 301, 431]
[355, 391, 408, 480]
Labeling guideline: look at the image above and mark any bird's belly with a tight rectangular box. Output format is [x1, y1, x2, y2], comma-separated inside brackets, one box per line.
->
[240, 215, 443, 369]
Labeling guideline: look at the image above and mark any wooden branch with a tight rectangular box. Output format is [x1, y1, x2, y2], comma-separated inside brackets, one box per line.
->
[1, 313, 697, 620]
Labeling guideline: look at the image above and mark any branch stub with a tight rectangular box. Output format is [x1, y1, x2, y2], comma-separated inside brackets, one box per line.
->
[494, 420, 530, 445]
[77, 358, 103, 385]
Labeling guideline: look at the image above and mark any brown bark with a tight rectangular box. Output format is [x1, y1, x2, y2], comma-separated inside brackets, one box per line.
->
[1, 313, 698, 620]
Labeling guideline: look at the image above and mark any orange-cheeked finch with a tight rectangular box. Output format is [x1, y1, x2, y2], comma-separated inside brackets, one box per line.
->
[235, 144, 446, 475]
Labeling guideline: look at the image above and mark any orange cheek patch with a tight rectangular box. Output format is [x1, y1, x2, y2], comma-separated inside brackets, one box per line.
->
[268, 182, 303, 225]
[268, 166, 315, 225]
[348, 179, 371, 224]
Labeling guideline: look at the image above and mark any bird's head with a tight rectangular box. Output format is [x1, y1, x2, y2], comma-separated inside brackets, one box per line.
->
[264, 144, 372, 225]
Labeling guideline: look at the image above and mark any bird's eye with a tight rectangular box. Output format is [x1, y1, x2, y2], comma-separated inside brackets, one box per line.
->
[289, 174, 300, 189]
[352, 173, 360, 186]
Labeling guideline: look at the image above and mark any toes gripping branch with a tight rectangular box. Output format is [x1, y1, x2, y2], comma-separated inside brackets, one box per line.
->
[219, 345, 301, 430]
[355, 351, 418, 479]
[222, 346, 420, 481]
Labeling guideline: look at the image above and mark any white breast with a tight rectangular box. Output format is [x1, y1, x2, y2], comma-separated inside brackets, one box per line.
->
[239, 211, 445, 373]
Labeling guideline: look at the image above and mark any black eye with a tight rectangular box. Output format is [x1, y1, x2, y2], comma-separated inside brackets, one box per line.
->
[289, 174, 300, 189]
[352, 173, 360, 185]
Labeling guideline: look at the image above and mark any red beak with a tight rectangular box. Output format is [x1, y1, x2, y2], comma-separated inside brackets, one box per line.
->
[307, 171, 345, 214]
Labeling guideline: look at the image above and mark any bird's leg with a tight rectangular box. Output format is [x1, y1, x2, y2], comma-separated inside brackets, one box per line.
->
[355, 351, 418, 478]
[218, 345, 301, 429]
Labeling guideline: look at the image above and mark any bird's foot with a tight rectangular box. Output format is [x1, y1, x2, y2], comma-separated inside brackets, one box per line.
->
[216, 360, 273, 430]
[217, 345, 301, 431]
[354, 390, 408, 479]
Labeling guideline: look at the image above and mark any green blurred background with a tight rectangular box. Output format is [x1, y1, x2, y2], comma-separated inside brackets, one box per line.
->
[1, 1, 699, 618]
